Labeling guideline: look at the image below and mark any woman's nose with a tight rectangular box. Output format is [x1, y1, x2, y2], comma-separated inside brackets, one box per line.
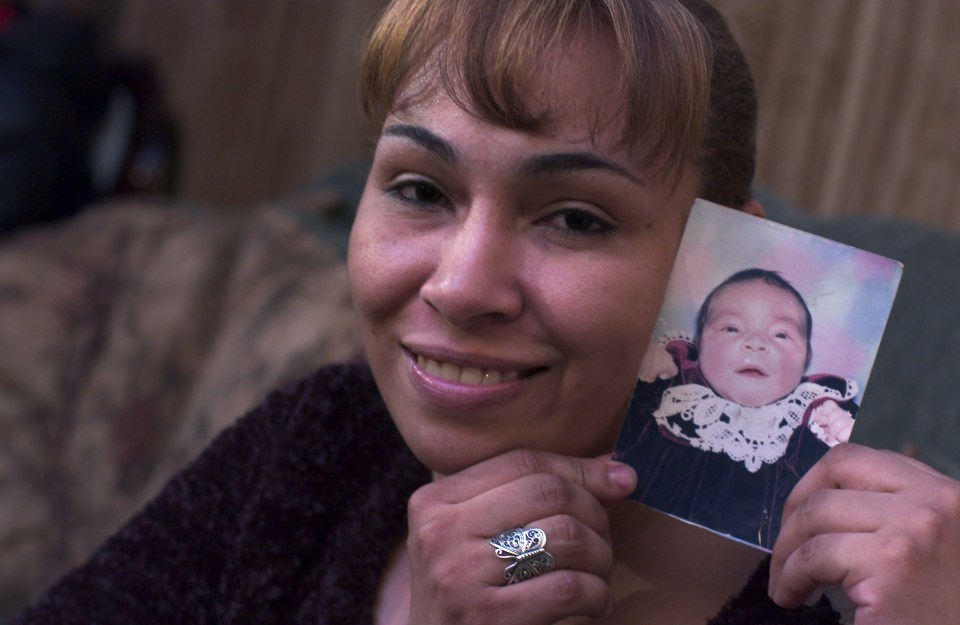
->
[419, 213, 524, 328]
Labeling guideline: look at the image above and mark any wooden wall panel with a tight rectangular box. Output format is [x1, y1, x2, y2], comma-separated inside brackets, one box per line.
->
[715, 0, 960, 230]
[105, 1, 960, 232]
[112, 0, 386, 207]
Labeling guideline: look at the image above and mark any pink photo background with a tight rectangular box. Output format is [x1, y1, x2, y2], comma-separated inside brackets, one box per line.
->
[655, 199, 903, 403]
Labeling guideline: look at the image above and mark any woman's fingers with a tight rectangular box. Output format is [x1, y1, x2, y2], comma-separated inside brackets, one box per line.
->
[770, 488, 894, 604]
[769, 443, 960, 625]
[771, 531, 867, 607]
[783, 444, 909, 499]
[484, 515, 614, 584]
[410, 517, 614, 624]
[409, 470, 617, 584]
[406, 448, 636, 624]
[465, 471, 616, 537]
[495, 569, 613, 623]
[419, 448, 637, 505]
[772, 488, 889, 576]
[411, 513, 612, 584]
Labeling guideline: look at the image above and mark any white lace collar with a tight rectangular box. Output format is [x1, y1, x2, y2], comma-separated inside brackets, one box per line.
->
[652, 379, 858, 473]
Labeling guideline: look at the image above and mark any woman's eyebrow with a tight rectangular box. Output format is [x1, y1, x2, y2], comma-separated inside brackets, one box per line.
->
[380, 124, 644, 186]
[382, 124, 457, 165]
[520, 152, 646, 186]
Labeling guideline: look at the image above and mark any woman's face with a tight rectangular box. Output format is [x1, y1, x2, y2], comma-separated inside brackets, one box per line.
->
[348, 41, 700, 475]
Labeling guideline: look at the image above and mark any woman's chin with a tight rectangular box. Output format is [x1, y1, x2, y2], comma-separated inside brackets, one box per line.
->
[408, 441, 499, 478]
[405, 432, 618, 479]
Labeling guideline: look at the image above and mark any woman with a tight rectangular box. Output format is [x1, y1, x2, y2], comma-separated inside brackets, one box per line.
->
[14, 0, 960, 623]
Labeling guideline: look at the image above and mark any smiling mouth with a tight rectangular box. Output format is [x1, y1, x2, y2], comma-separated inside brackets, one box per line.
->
[415, 354, 545, 385]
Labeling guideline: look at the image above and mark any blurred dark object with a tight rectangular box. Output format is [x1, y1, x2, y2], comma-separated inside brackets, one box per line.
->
[0, 0, 106, 234]
[0, 1, 178, 237]
[90, 57, 179, 198]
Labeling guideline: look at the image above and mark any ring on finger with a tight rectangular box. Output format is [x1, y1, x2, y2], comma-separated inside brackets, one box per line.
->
[489, 527, 556, 585]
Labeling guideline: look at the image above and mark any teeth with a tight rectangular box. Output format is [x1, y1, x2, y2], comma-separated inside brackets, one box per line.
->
[417, 355, 522, 385]
[482, 370, 501, 385]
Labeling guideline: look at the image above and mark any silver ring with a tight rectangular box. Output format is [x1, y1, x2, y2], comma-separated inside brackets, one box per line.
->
[489, 527, 556, 584]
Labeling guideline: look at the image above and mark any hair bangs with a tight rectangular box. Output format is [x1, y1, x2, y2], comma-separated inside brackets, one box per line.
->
[360, 0, 713, 178]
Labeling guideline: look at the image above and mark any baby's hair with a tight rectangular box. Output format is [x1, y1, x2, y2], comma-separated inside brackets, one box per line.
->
[694, 268, 813, 369]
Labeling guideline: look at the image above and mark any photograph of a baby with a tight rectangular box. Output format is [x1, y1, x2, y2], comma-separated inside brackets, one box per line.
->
[615, 199, 902, 550]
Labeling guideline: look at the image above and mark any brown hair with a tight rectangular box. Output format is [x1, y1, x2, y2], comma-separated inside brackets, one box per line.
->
[679, 0, 757, 208]
[359, 0, 756, 207]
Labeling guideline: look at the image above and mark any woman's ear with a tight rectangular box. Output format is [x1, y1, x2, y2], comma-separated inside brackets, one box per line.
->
[739, 198, 765, 218]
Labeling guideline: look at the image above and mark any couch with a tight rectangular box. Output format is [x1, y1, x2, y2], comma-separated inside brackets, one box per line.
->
[0, 169, 364, 616]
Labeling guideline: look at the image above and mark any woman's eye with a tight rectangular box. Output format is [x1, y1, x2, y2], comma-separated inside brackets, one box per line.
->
[390, 179, 447, 206]
[547, 208, 611, 235]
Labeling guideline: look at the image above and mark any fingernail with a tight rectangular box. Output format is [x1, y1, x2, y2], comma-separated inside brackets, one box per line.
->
[608, 462, 637, 492]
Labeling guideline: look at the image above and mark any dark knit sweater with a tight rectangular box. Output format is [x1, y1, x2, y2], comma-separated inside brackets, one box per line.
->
[14, 363, 839, 624]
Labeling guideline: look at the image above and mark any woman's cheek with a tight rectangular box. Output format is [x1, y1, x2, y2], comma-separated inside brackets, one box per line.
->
[548, 253, 665, 367]
[350, 213, 425, 316]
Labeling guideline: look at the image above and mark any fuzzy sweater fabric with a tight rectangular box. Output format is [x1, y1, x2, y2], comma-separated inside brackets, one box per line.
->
[13, 363, 840, 624]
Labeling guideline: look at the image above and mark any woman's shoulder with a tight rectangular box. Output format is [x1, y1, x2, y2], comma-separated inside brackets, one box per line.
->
[10, 361, 419, 624]
[246, 360, 400, 459]
[265, 361, 380, 410]
[253, 361, 384, 431]
[130, 362, 389, 511]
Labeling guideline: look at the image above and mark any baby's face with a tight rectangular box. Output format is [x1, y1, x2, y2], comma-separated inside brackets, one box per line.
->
[698, 279, 809, 407]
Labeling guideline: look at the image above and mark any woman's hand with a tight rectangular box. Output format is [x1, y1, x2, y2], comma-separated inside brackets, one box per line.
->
[405, 449, 637, 625]
[769, 443, 960, 624]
